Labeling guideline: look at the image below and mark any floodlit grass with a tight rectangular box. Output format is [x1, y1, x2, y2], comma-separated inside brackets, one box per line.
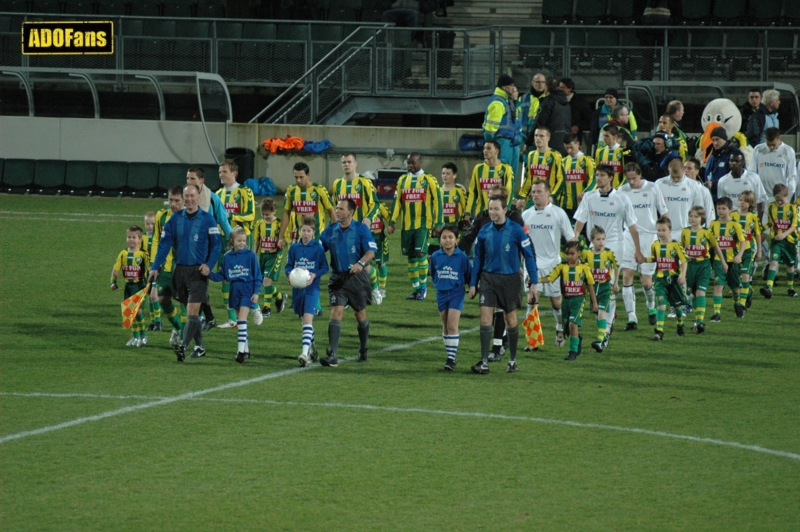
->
[1, 195, 799, 531]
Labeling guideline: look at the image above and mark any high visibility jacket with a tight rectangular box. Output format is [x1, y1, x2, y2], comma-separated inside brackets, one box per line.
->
[483, 88, 518, 141]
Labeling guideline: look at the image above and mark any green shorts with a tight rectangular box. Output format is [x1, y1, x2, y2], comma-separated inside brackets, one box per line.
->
[686, 261, 711, 293]
[259, 251, 284, 283]
[401, 227, 429, 258]
[155, 271, 174, 298]
[594, 282, 611, 312]
[713, 259, 741, 290]
[740, 248, 753, 277]
[770, 239, 796, 266]
[124, 280, 146, 299]
[372, 231, 389, 265]
[562, 294, 586, 328]
[655, 276, 687, 308]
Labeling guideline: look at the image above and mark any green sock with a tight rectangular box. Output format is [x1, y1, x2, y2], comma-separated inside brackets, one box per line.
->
[152, 300, 161, 323]
[407, 260, 419, 290]
[656, 308, 665, 332]
[713, 295, 723, 314]
[378, 264, 388, 289]
[569, 335, 580, 352]
[263, 284, 276, 310]
[767, 269, 777, 288]
[596, 319, 606, 342]
[162, 302, 183, 330]
[739, 283, 750, 306]
[417, 256, 429, 286]
[788, 270, 795, 289]
[694, 295, 706, 322]
[369, 265, 379, 290]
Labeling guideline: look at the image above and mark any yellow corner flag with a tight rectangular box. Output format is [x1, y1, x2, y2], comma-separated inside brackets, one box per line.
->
[121, 283, 151, 329]
[522, 305, 544, 349]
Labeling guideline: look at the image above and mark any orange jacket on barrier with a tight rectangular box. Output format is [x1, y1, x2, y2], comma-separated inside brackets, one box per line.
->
[262, 135, 305, 153]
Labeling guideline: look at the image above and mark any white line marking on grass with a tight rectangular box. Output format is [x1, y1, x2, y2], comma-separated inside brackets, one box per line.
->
[5, 392, 799, 462]
[0, 329, 478, 444]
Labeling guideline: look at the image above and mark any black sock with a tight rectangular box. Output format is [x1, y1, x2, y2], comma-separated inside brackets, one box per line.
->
[328, 319, 342, 355]
[480, 325, 493, 364]
[507, 326, 519, 362]
[357, 319, 369, 352]
[183, 315, 201, 348]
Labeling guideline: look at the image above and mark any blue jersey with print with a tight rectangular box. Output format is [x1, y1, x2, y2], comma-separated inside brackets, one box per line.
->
[470, 219, 537, 286]
[285, 239, 329, 290]
[319, 220, 378, 273]
[151, 207, 221, 271]
[430, 248, 471, 292]
[208, 248, 263, 296]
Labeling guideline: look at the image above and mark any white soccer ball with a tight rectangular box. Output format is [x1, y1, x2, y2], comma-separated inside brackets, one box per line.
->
[289, 267, 311, 289]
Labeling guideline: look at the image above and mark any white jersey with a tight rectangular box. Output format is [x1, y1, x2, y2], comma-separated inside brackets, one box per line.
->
[574, 188, 638, 243]
[717, 170, 768, 207]
[655, 175, 705, 231]
[752, 141, 797, 201]
[522, 203, 573, 270]
[617, 181, 668, 235]
[694, 179, 716, 227]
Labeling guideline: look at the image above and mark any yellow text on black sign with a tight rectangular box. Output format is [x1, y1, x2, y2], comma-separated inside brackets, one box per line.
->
[22, 21, 114, 55]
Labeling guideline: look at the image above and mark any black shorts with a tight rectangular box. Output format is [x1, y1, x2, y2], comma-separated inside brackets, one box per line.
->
[173, 264, 209, 305]
[479, 271, 522, 312]
[328, 269, 372, 312]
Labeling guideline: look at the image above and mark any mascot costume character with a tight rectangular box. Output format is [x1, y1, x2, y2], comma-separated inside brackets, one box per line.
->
[696, 98, 753, 167]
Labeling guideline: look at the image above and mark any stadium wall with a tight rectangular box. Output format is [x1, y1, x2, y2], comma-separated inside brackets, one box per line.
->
[0, 117, 483, 190]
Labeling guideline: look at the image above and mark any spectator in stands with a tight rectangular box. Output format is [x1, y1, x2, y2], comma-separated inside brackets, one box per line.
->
[666, 100, 687, 142]
[636, 0, 682, 80]
[528, 77, 571, 157]
[381, 0, 438, 31]
[560, 78, 592, 145]
[483, 74, 522, 169]
[597, 104, 637, 150]
[520, 73, 547, 142]
[642, 133, 681, 181]
[591, 88, 638, 150]
[704, 127, 736, 200]
[656, 114, 687, 160]
[746, 89, 780, 147]
[740, 89, 761, 133]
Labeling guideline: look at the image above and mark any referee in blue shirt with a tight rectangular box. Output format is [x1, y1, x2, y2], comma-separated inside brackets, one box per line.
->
[469, 195, 538, 374]
[319, 199, 378, 367]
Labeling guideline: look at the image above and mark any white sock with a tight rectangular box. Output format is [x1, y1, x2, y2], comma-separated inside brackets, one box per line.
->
[644, 286, 656, 310]
[444, 334, 460, 359]
[302, 324, 313, 356]
[552, 308, 563, 331]
[606, 296, 616, 333]
[622, 285, 636, 321]
[237, 321, 248, 352]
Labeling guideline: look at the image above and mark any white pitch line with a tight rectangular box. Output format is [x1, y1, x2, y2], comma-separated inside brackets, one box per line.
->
[0, 330, 476, 445]
[5, 392, 799, 462]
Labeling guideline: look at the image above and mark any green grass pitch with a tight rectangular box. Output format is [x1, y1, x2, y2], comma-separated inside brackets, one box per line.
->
[1, 195, 798, 531]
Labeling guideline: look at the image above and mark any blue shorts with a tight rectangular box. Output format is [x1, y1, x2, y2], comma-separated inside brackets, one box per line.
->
[436, 287, 465, 312]
[292, 285, 320, 317]
[229, 282, 254, 310]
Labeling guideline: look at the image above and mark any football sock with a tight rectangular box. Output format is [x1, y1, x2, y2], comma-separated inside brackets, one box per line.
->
[183, 315, 201, 347]
[507, 326, 519, 362]
[237, 321, 247, 353]
[568, 335, 580, 352]
[480, 325, 493, 364]
[369, 266, 379, 290]
[357, 319, 370, 352]
[407, 260, 419, 290]
[162, 302, 183, 330]
[656, 308, 665, 332]
[377, 264, 388, 289]
[767, 268, 777, 288]
[787, 270, 795, 289]
[596, 319, 607, 342]
[552, 308, 563, 332]
[444, 334, 459, 359]
[739, 282, 750, 306]
[676, 307, 684, 326]
[302, 324, 313, 356]
[149, 300, 162, 324]
[492, 310, 505, 346]
[606, 295, 616, 332]
[644, 286, 656, 311]
[328, 319, 342, 354]
[713, 295, 723, 314]
[180, 304, 187, 327]
[417, 256, 429, 286]
[694, 295, 706, 322]
[622, 285, 636, 320]
[263, 284, 275, 310]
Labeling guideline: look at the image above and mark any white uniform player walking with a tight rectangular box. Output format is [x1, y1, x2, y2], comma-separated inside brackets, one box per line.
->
[522, 180, 574, 347]
[618, 163, 669, 329]
[574, 164, 645, 341]
[717, 153, 768, 215]
[656, 158, 706, 241]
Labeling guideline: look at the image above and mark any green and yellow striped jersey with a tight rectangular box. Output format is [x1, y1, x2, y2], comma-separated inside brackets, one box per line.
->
[440, 184, 467, 224]
[593, 146, 626, 189]
[561, 154, 595, 210]
[709, 220, 746, 262]
[731, 211, 762, 251]
[544, 263, 595, 297]
[390, 172, 443, 230]
[465, 162, 515, 214]
[766, 202, 798, 243]
[680, 228, 718, 262]
[283, 183, 335, 239]
[331, 176, 379, 222]
[113, 249, 150, 284]
[647, 240, 688, 278]
[370, 202, 391, 234]
[217, 186, 256, 234]
[520, 149, 564, 203]
[151, 208, 175, 273]
[581, 248, 618, 284]
[253, 218, 282, 256]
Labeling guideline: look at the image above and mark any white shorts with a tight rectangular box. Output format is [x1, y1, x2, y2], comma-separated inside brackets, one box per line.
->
[535, 263, 562, 298]
[622, 231, 657, 275]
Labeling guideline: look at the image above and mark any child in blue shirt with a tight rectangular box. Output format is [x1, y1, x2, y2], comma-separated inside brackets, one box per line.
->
[286, 216, 329, 367]
[209, 227, 263, 364]
[430, 224, 471, 371]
